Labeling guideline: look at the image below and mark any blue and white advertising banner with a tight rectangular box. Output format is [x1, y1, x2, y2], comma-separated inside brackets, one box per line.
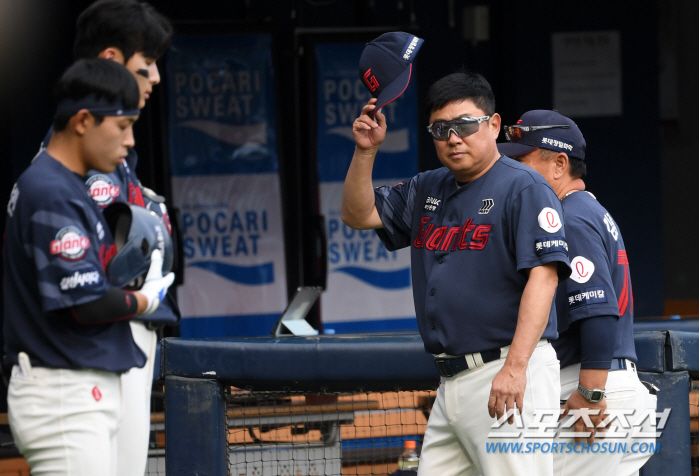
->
[167, 35, 287, 337]
[316, 43, 418, 333]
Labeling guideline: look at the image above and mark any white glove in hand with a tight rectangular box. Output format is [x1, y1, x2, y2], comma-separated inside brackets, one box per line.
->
[139, 249, 175, 315]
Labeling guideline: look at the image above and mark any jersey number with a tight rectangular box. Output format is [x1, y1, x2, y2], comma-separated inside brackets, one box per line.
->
[618, 250, 633, 316]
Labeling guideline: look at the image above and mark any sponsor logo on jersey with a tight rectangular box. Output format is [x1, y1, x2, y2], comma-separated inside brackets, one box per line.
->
[479, 198, 494, 214]
[59, 268, 102, 291]
[403, 36, 419, 60]
[570, 256, 595, 283]
[538, 207, 562, 233]
[535, 235, 568, 256]
[50, 226, 90, 261]
[86, 175, 120, 208]
[414, 217, 492, 251]
[541, 135, 573, 152]
[7, 183, 19, 217]
[567, 285, 608, 309]
[423, 196, 441, 212]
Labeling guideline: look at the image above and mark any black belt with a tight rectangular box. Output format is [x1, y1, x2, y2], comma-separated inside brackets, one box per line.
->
[609, 358, 636, 371]
[434, 348, 501, 377]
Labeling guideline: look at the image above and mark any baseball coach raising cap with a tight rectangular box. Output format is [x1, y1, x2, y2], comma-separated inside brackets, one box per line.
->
[498, 109, 586, 160]
[358, 31, 423, 117]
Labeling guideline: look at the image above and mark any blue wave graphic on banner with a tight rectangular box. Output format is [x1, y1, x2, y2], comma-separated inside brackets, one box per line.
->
[187, 261, 274, 285]
[333, 266, 410, 289]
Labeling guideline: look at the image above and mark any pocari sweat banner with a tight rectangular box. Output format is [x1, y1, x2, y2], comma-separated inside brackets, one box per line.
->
[316, 43, 418, 333]
[167, 35, 287, 337]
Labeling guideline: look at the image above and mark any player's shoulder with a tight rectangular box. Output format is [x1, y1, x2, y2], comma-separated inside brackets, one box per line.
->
[491, 156, 558, 199]
[16, 152, 86, 209]
[413, 167, 453, 187]
[562, 191, 609, 222]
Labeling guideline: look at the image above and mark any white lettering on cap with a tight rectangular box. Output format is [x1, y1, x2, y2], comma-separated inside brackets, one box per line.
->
[403, 37, 419, 60]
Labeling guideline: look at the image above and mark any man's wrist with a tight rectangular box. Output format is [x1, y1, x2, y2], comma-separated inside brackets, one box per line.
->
[577, 383, 605, 403]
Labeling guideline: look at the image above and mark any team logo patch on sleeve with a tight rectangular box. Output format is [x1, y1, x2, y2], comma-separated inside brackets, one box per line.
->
[50, 226, 90, 261]
[567, 286, 608, 309]
[535, 235, 568, 256]
[538, 207, 562, 233]
[86, 175, 120, 208]
[570, 256, 595, 283]
[59, 267, 102, 291]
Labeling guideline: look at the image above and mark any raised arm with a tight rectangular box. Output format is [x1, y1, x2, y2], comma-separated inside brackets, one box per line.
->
[341, 98, 387, 230]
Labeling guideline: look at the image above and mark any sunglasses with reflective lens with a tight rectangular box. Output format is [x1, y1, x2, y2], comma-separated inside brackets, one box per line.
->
[504, 124, 570, 142]
[427, 116, 491, 141]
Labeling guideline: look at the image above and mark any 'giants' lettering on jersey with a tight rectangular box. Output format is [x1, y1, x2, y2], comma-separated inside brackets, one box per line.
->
[413, 217, 492, 251]
[50, 226, 90, 261]
[86, 175, 120, 208]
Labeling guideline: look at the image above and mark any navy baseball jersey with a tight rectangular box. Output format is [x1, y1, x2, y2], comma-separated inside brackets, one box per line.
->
[552, 191, 637, 368]
[41, 129, 180, 325]
[3, 151, 146, 372]
[374, 156, 571, 356]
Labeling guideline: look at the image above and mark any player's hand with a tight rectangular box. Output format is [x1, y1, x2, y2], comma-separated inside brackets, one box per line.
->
[488, 364, 526, 424]
[353, 98, 386, 151]
[138, 250, 175, 315]
[560, 391, 609, 444]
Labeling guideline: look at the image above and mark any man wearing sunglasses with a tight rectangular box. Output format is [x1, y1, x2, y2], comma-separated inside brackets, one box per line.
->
[498, 110, 656, 476]
[342, 71, 571, 476]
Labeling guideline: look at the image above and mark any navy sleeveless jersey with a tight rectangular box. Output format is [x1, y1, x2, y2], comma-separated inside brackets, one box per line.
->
[3, 152, 146, 372]
[374, 156, 571, 355]
[552, 191, 637, 367]
[42, 128, 180, 325]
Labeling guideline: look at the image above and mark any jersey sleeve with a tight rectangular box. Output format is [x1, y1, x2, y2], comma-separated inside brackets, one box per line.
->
[511, 183, 571, 278]
[562, 219, 621, 324]
[373, 176, 418, 251]
[30, 197, 110, 312]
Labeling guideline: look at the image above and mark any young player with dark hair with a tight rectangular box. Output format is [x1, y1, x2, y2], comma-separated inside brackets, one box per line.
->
[38, 2, 177, 473]
[4, 58, 175, 476]
[342, 70, 571, 475]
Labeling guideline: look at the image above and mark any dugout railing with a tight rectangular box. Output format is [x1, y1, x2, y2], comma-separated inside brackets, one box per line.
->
[159, 329, 699, 476]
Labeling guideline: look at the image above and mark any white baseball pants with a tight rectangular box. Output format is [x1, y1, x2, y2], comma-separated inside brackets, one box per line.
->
[116, 321, 157, 476]
[8, 357, 121, 476]
[417, 340, 561, 476]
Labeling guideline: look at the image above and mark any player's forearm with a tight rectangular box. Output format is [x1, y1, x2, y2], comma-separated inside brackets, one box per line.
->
[578, 369, 609, 390]
[505, 263, 559, 370]
[341, 146, 383, 229]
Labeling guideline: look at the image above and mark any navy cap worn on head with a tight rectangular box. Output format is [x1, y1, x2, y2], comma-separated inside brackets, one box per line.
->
[358, 31, 424, 117]
[497, 110, 586, 160]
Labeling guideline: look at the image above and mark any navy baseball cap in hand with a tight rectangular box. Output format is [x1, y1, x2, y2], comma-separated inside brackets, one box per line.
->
[498, 110, 586, 160]
[358, 31, 424, 117]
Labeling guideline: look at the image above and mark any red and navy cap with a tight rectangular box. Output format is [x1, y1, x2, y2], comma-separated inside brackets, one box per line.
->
[498, 110, 586, 160]
[358, 31, 424, 118]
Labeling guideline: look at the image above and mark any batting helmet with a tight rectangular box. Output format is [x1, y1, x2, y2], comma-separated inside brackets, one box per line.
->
[103, 202, 173, 289]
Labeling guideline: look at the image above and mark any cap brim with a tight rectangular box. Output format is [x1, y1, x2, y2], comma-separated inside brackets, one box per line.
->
[373, 64, 412, 118]
[497, 142, 538, 158]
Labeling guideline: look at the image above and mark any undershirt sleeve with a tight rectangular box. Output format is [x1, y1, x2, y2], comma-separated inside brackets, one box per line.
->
[579, 315, 617, 369]
[69, 287, 139, 324]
